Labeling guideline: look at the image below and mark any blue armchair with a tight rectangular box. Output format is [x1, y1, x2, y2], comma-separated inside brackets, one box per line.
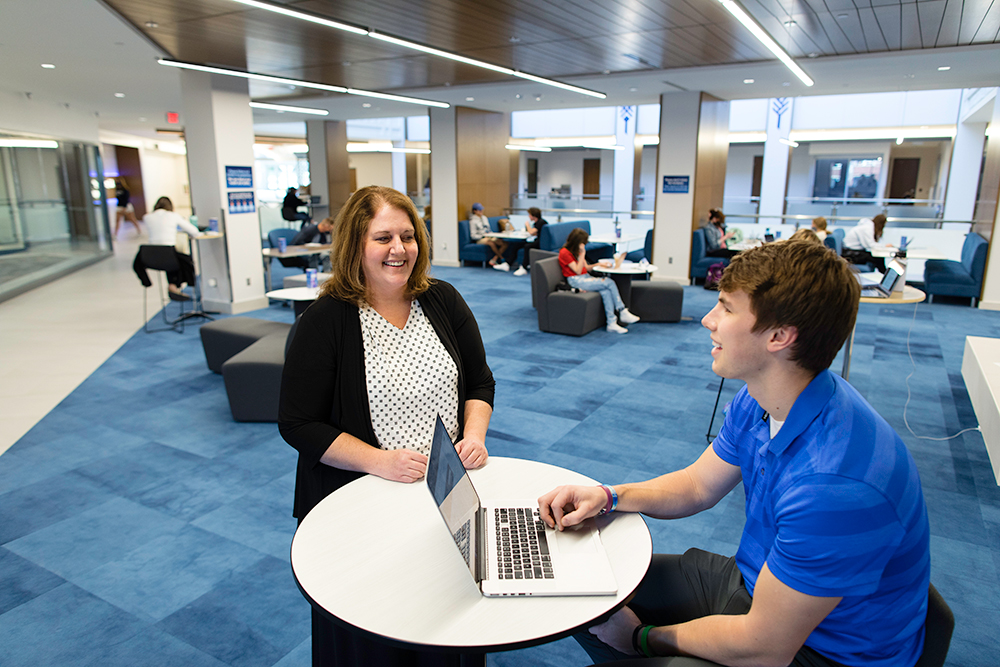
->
[924, 233, 988, 306]
[691, 228, 729, 281]
[538, 220, 613, 261]
[458, 218, 501, 266]
[824, 228, 845, 256]
[626, 229, 653, 263]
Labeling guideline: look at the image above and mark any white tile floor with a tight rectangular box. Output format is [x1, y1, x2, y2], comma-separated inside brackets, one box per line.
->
[0, 233, 157, 455]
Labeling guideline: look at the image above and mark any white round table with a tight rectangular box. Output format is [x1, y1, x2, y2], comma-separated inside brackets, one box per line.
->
[291, 457, 652, 655]
[590, 262, 659, 307]
[265, 286, 319, 317]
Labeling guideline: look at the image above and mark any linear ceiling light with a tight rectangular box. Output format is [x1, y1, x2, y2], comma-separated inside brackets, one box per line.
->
[505, 144, 552, 152]
[158, 60, 450, 108]
[225, 0, 605, 99]
[249, 101, 329, 115]
[0, 138, 58, 148]
[778, 137, 799, 147]
[719, 0, 814, 87]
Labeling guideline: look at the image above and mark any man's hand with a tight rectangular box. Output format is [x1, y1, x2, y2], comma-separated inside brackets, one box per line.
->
[454, 437, 488, 469]
[590, 606, 642, 655]
[537, 484, 606, 530]
[375, 449, 428, 483]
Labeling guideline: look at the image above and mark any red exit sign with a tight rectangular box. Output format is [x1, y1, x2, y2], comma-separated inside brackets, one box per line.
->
[166, 112, 180, 124]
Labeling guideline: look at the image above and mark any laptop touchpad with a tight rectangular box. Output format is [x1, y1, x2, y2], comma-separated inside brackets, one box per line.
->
[553, 528, 598, 554]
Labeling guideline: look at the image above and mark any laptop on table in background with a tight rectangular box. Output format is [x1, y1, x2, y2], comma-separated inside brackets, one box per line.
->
[859, 265, 902, 298]
[426, 416, 618, 597]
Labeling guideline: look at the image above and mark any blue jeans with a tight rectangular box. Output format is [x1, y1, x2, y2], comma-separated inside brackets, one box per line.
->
[568, 274, 625, 325]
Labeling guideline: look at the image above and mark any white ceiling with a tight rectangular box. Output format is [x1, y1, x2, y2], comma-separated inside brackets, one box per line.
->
[2, 0, 998, 142]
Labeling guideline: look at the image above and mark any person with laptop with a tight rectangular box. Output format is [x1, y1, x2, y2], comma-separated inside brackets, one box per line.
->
[843, 213, 889, 273]
[539, 238, 930, 667]
[701, 208, 738, 259]
[279, 185, 495, 667]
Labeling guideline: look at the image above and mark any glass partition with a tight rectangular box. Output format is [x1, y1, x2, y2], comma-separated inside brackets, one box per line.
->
[0, 135, 111, 303]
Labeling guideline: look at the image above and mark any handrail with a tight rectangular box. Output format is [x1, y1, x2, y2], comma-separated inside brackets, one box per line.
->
[722, 212, 976, 229]
[503, 206, 654, 218]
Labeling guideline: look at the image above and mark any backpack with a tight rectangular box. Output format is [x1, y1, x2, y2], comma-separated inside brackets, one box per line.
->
[704, 262, 725, 290]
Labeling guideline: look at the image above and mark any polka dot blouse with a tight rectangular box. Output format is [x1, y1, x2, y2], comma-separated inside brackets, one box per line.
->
[359, 300, 460, 454]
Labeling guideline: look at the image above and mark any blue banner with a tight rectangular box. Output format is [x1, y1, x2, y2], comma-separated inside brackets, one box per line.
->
[662, 176, 690, 194]
[225, 166, 253, 189]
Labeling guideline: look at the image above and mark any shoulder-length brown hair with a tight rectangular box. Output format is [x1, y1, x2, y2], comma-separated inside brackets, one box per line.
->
[320, 186, 432, 305]
[563, 228, 589, 252]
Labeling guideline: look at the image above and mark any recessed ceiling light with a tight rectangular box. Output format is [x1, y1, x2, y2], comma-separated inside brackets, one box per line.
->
[515, 94, 522, 99]
[138, 117, 147, 121]
[534, 95, 542, 101]
[743, 78, 754, 84]
[837, 13, 849, 19]
[342, 61, 351, 66]
[937, 66, 951, 71]
[782, 81, 790, 86]
[144, 21, 158, 28]
[808, 52, 818, 58]
[509, 36, 520, 43]
[783, 20, 796, 27]
[465, 96, 475, 101]
[362, 103, 371, 108]
[114, 92, 125, 98]
[41, 63, 55, 69]
[629, 86, 638, 92]
[896, 137, 904, 145]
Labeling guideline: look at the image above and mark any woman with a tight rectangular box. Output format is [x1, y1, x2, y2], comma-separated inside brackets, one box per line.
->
[811, 216, 829, 242]
[113, 178, 141, 237]
[279, 185, 494, 666]
[468, 202, 508, 270]
[558, 228, 640, 334]
[132, 196, 201, 300]
[843, 213, 888, 272]
[701, 208, 737, 258]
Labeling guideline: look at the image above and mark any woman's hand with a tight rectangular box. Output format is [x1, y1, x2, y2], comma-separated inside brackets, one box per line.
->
[375, 448, 428, 483]
[537, 484, 606, 530]
[454, 436, 488, 469]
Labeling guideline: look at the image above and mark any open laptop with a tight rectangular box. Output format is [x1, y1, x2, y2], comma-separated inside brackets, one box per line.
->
[859, 265, 902, 298]
[426, 416, 618, 597]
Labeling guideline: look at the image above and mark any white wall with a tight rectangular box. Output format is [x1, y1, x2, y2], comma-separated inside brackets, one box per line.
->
[725, 144, 761, 200]
[638, 145, 658, 205]
[0, 90, 100, 144]
[349, 152, 394, 189]
[140, 149, 191, 217]
[511, 107, 615, 138]
[535, 149, 605, 195]
[787, 144, 814, 200]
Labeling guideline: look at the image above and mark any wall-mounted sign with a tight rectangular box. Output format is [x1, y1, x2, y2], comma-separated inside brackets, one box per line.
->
[166, 112, 180, 124]
[228, 191, 255, 214]
[662, 176, 690, 194]
[225, 166, 253, 189]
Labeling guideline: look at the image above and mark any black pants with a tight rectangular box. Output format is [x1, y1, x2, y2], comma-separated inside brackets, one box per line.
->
[706, 248, 738, 259]
[842, 248, 886, 273]
[133, 249, 196, 288]
[575, 549, 845, 667]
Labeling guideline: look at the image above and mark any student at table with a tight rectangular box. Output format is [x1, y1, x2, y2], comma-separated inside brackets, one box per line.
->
[287, 217, 334, 269]
[539, 238, 929, 667]
[513, 206, 548, 276]
[559, 228, 640, 334]
[469, 202, 509, 270]
[702, 208, 738, 259]
[843, 213, 888, 273]
[132, 196, 203, 301]
[279, 185, 494, 667]
[811, 216, 829, 242]
[282, 186, 310, 226]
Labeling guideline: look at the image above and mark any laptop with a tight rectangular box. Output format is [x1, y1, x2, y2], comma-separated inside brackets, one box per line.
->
[426, 416, 618, 597]
[860, 265, 902, 298]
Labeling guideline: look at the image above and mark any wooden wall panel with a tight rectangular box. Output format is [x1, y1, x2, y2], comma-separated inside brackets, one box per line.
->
[692, 93, 730, 230]
[322, 120, 351, 215]
[455, 106, 510, 220]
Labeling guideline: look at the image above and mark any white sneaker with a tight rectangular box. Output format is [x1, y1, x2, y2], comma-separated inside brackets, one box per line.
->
[513, 266, 527, 276]
[493, 262, 510, 272]
[619, 308, 640, 324]
[607, 322, 628, 334]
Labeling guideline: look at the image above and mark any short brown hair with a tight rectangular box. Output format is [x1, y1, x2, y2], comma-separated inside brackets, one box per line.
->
[709, 208, 725, 224]
[320, 186, 431, 305]
[154, 197, 173, 211]
[563, 228, 589, 252]
[812, 216, 827, 231]
[528, 207, 541, 219]
[718, 239, 860, 376]
[789, 228, 821, 244]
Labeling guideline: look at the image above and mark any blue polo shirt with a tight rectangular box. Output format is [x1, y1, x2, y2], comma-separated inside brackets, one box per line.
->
[713, 370, 930, 667]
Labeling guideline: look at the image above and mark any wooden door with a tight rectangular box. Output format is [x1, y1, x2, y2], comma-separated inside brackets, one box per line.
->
[583, 158, 600, 199]
[889, 158, 919, 200]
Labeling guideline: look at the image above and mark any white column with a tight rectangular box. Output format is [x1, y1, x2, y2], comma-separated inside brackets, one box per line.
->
[759, 97, 794, 227]
[653, 92, 701, 284]
[391, 141, 407, 194]
[180, 71, 266, 314]
[429, 107, 459, 267]
[943, 122, 987, 223]
[613, 106, 637, 217]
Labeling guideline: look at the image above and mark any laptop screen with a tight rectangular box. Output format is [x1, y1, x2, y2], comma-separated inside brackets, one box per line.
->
[879, 266, 901, 293]
[426, 416, 481, 578]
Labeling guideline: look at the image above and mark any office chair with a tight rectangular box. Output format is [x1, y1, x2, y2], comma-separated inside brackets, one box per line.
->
[137, 245, 187, 334]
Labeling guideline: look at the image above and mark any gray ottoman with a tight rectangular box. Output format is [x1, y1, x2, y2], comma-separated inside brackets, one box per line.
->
[221, 331, 287, 422]
[630, 282, 684, 322]
[200, 317, 291, 374]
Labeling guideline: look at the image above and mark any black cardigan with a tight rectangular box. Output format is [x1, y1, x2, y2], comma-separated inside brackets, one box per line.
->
[278, 280, 495, 520]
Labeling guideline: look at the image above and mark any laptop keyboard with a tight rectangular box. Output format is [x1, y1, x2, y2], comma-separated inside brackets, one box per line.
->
[452, 519, 471, 566]
[495, 507, 554, 580]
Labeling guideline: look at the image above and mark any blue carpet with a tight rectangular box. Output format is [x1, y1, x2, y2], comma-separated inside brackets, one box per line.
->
[1, 265, 998, 666]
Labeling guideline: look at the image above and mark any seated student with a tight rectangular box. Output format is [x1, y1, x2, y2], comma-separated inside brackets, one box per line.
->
[133, 196, 203, 301]
[468, 203, 509, 270]
[286, 217, 334, 269]
[843, 214, 888, 273]
[539, 238, 930, 667]
[811, 216, 829, 242]
[282, 187, 310, 226]
[558, 228, 640, 334]
[701, 208, 738, 258]
[513, 206, 548, 276]
[789, 227, 821, 244]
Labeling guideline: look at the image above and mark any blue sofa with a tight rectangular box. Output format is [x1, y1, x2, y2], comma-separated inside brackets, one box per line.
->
[824, 228, 845, 256]
[691, 228, 729, 281]
[458, 216, 503, 266]
[538, 220, 613, 261]
[923, 233, 988, 306]
[626, 229, 653, 263]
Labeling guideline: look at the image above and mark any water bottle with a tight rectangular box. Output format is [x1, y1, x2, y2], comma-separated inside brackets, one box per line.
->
[208, 217, 219, 232]
[306, 268, 318, 289]
[277, 237, 288, 253]
[614, 217, 622, 239]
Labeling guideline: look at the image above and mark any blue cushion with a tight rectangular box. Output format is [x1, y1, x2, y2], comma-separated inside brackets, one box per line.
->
[458, 219, 492, 264]
[924, 233, 988, 299]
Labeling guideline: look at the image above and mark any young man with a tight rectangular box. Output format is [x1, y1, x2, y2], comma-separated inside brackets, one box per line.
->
[539, 239, 930, 667]
[469, 202, 509, 270]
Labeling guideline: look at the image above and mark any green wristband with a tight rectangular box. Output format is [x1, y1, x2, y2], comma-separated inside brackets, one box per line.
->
[639, 624, 655, 657]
